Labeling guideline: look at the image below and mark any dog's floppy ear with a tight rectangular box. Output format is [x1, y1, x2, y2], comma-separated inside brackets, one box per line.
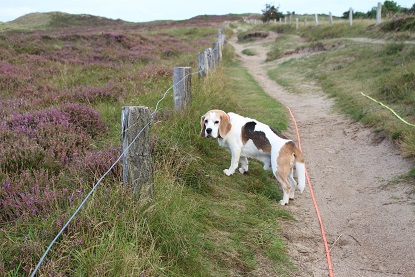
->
[200, 115, 206, 137]
[219, 112, 231, 138]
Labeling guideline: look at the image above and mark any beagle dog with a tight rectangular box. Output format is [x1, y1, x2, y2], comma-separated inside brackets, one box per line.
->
[200, 109, 305, 205]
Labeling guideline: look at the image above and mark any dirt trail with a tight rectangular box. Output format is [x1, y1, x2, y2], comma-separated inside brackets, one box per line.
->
[229, 32, 415, 277]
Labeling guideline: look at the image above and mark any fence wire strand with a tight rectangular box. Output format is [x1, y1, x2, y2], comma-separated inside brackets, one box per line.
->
[30, 67, 204, 277]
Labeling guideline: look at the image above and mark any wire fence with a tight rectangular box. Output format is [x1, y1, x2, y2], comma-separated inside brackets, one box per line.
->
[30, 29, 226, 276]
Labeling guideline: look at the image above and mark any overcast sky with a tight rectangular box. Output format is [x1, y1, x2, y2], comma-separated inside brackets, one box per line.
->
[1, 1, 414, 23]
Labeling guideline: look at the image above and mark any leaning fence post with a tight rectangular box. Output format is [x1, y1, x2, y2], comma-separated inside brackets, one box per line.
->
[122, 106, 154, 200]
[173, 67, 192, 111]
[376, 2, 382, 25]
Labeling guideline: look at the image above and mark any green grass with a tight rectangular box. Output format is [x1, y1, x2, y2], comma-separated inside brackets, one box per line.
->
[223, 46, 287, 130]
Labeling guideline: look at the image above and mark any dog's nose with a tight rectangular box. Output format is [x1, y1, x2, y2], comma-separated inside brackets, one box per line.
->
[206, 128, 212, 134]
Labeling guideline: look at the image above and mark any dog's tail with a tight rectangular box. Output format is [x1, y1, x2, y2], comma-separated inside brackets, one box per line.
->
[294, 147, 306, 193]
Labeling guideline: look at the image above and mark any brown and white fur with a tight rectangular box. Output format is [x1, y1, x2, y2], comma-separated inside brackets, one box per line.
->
[200, 109, 305, 205]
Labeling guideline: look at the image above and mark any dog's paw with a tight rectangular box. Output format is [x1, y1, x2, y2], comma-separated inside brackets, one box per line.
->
[238, 168, 247, 174]
[279, 200, 288, 206]
[223, 169, 235, 176]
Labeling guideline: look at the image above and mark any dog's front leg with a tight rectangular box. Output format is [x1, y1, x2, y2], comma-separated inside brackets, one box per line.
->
[224, 147, 241, 176]
[238, 157, 248, 174]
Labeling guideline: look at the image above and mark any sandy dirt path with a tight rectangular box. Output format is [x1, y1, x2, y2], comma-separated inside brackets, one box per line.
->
[229, 32, 415, 277]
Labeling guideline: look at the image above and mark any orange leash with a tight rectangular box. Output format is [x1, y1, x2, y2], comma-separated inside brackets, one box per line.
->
[287, 107, 334, 277]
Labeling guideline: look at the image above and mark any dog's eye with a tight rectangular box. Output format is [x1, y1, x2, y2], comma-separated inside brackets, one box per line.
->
[214, 121, 219, 124]
[204, 119, 208, 124]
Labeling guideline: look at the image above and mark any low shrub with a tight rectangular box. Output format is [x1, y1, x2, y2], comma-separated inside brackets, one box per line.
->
[266, 45, 282, 61]
[241, 48, 257, 56]
[381, 16, 415, 32]
[378, 71, 415, 104]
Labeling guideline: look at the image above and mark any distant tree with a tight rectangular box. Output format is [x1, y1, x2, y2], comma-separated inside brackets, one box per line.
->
[410, 4, 415, 13]
[261, 4, 283, 22]
[383, 0, 401, 15]
[366, 7, 377, 18]
[342, 11, 349, 19]
[353, 11, 366, 18]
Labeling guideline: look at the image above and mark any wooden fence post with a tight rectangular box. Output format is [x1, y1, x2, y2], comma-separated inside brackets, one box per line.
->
[216, 35, 223, 61]
[376, 2, 382, 25]
[212, 42, 220, 65]
[217, 29, 223, 46]
[296, 18, 299, 30]
[173, 67, 192, 111]
[315, 14, 318, 26]
[349, 7, 353, 26]
[205, 48, 215, 70]
[198, 51, 208, 78]
[329, 12, 333, 26]
[122, 106, 154, 200]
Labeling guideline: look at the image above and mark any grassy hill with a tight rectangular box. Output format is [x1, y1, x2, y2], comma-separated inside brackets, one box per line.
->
[0, 12, 129, 31]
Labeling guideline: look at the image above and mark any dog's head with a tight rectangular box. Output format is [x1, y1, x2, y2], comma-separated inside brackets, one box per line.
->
[200, 110, 232, 139]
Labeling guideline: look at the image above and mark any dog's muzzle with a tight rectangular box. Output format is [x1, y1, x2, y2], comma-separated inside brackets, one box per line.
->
[206, 128, 212, 138]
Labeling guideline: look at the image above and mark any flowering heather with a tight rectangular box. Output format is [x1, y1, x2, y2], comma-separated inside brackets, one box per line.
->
[0, 130, 47, 173]
[61, 103, 108, 138]
[69, 146, 122, 184]
[1, 169, 61, 221]
[65, 82, 126, 103]
[0, 60, 32, 92]
[137, 64, 172, 80]
[3, 105, 107, 172]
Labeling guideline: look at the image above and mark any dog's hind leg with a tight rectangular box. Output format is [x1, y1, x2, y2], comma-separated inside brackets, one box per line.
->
[238, 156, 249, 174]
[276, 174, 291, 205]
[288, 168, 297, 200]
[273, 147, 295, 205]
